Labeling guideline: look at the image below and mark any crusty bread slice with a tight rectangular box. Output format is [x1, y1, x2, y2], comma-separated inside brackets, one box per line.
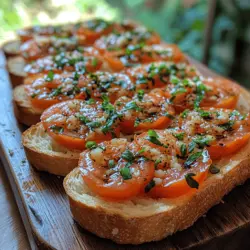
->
[22, 122, 80, 176]
[7, 56, 26, 86]
[63, 87, 250, 244]
[2, 40, 21, 58]
[63, 147, 250, 244]
[13, 84, 42, 126]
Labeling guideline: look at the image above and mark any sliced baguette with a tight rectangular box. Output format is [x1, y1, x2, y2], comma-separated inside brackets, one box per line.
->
[7, 56, 26, 86]
[2, 40, 21, 58]
[13, 84, 42, 126]
[64, 147, 250, 244]
[63, 87, 250, 244]
[22, 122, 80, 176]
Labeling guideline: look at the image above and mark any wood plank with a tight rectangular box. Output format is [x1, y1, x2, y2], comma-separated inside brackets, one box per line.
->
[1, 51, 250, 249]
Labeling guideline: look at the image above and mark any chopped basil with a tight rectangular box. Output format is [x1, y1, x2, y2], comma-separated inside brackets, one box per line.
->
[45, 71, 54, 82]
[50, 86, 62, 97]
[78, 115, 90, 124]
[108, 160, 115, 168]
[188, 140, 196, 153]
[145, 179, 155, 193]
[180, 144, 187, 157]
[124, 101, 142, 111]
[87, 121, 102, 129]
[134, 117, 141, 127]
[193, 135, 214, 148]
[137, 147, 145, 155]
[218, 120, 235, 131]
[137, 89, 145, 101]
[50, 125, 64, 134]
[194, 82, 208, 108]
[148, 129, 158, 138]
[197, 109, 212, 119]
[120, 167, 132, 180]
[147, 130, 166, 147]
[86, 98, 95, 105]
[121, 149, 135, 162]
[173, 132, 185, 141]
[91, 57, 98, 67]
[154, 159, 161, 168]
[181, 109, 189, 118]
[184, 151, 203, 169]
[209, 164, 220, 174]
[85, 141, 97, 149]
[185, 173, 199, 189]
[230, 110, 246, 120]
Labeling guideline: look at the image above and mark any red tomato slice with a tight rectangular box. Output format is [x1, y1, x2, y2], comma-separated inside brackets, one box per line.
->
[179, 108, 250, 159]
[41, 100, 120, 150]
[79, 140, 155, 200]
[132, 130, 211, 198]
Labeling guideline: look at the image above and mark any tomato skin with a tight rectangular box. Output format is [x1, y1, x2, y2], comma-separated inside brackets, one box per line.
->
[149, 169, 209, 198]
[104, 44, 187, 72]
[131, 131, 212, 198]
[208, 133, 250, 160]
[41, 100, 120, 150]
[120, 116, 173, 134]
[79, 143, 155, 200]
[76, 26, 113, 45]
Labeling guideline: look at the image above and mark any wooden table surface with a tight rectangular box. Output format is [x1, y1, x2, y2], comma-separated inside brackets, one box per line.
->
[0, 52, 30, 249]
[0, 161, 30, 250]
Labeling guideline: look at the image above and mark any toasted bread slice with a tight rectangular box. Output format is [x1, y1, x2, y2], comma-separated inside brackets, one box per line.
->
[63, 86, 250, 244]
[7, 56, 26, 86]
[64, 147, 250, 244]
[13, 84, 42, 126]
[2, 40, 21, 58]
[22, 123, 80, 176]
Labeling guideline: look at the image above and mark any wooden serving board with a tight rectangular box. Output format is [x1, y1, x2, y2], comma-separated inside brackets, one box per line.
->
[1, 50, 250, 250]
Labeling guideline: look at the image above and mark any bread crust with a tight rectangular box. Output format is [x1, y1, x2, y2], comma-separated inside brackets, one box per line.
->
[22, 123, 80, 176]
[64, 149, 250, 244]
[7, 56, 26, 87]
[2, 40, 20, 59]
[63, 86, 250, 244]
[13, 84, 42, 126]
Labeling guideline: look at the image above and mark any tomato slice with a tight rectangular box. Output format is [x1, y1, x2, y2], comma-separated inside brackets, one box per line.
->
[41, 100, 120, 150]
[18, 25, 72, 43]
[165, 77, 240, 112]
[24, 49, 102, 76]
[201, 78, 240, 109]
[79, 140, 155, 200]
[104, 44, 187, 72]
[94, 28, 161, 54]
[115, 89, 174, 134]
[132, 130, 212, 198]
[26, 71, 137, 110]
[127, 62, 198, 90]
[179, 108, 250, 159]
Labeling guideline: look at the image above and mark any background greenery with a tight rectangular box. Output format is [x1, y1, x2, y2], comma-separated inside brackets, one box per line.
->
[0, 0, 249, 86]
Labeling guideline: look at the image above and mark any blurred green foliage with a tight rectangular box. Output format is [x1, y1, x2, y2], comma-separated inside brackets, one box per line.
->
[0, 0, 250, 86]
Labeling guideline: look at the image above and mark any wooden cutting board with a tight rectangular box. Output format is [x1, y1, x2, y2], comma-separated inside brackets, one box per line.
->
[1, 51, 250, 250]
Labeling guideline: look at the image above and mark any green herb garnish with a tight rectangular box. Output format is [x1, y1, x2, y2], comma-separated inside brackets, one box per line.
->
[121, 150, 135, 162]
[120, 167, 132, 180]
[209, 164, 220, 174]
[185, 173, 199, 189]
[50, 125, 64, 134]
[144, 179, 155, 193]
[184, 151, 203, 169]
[173, 132, 185, 141]
[85, 141, 97, 149]
[137, 89, 145, 101]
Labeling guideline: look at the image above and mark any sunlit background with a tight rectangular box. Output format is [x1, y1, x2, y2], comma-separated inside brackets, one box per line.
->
[0, 0, 249, 86]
